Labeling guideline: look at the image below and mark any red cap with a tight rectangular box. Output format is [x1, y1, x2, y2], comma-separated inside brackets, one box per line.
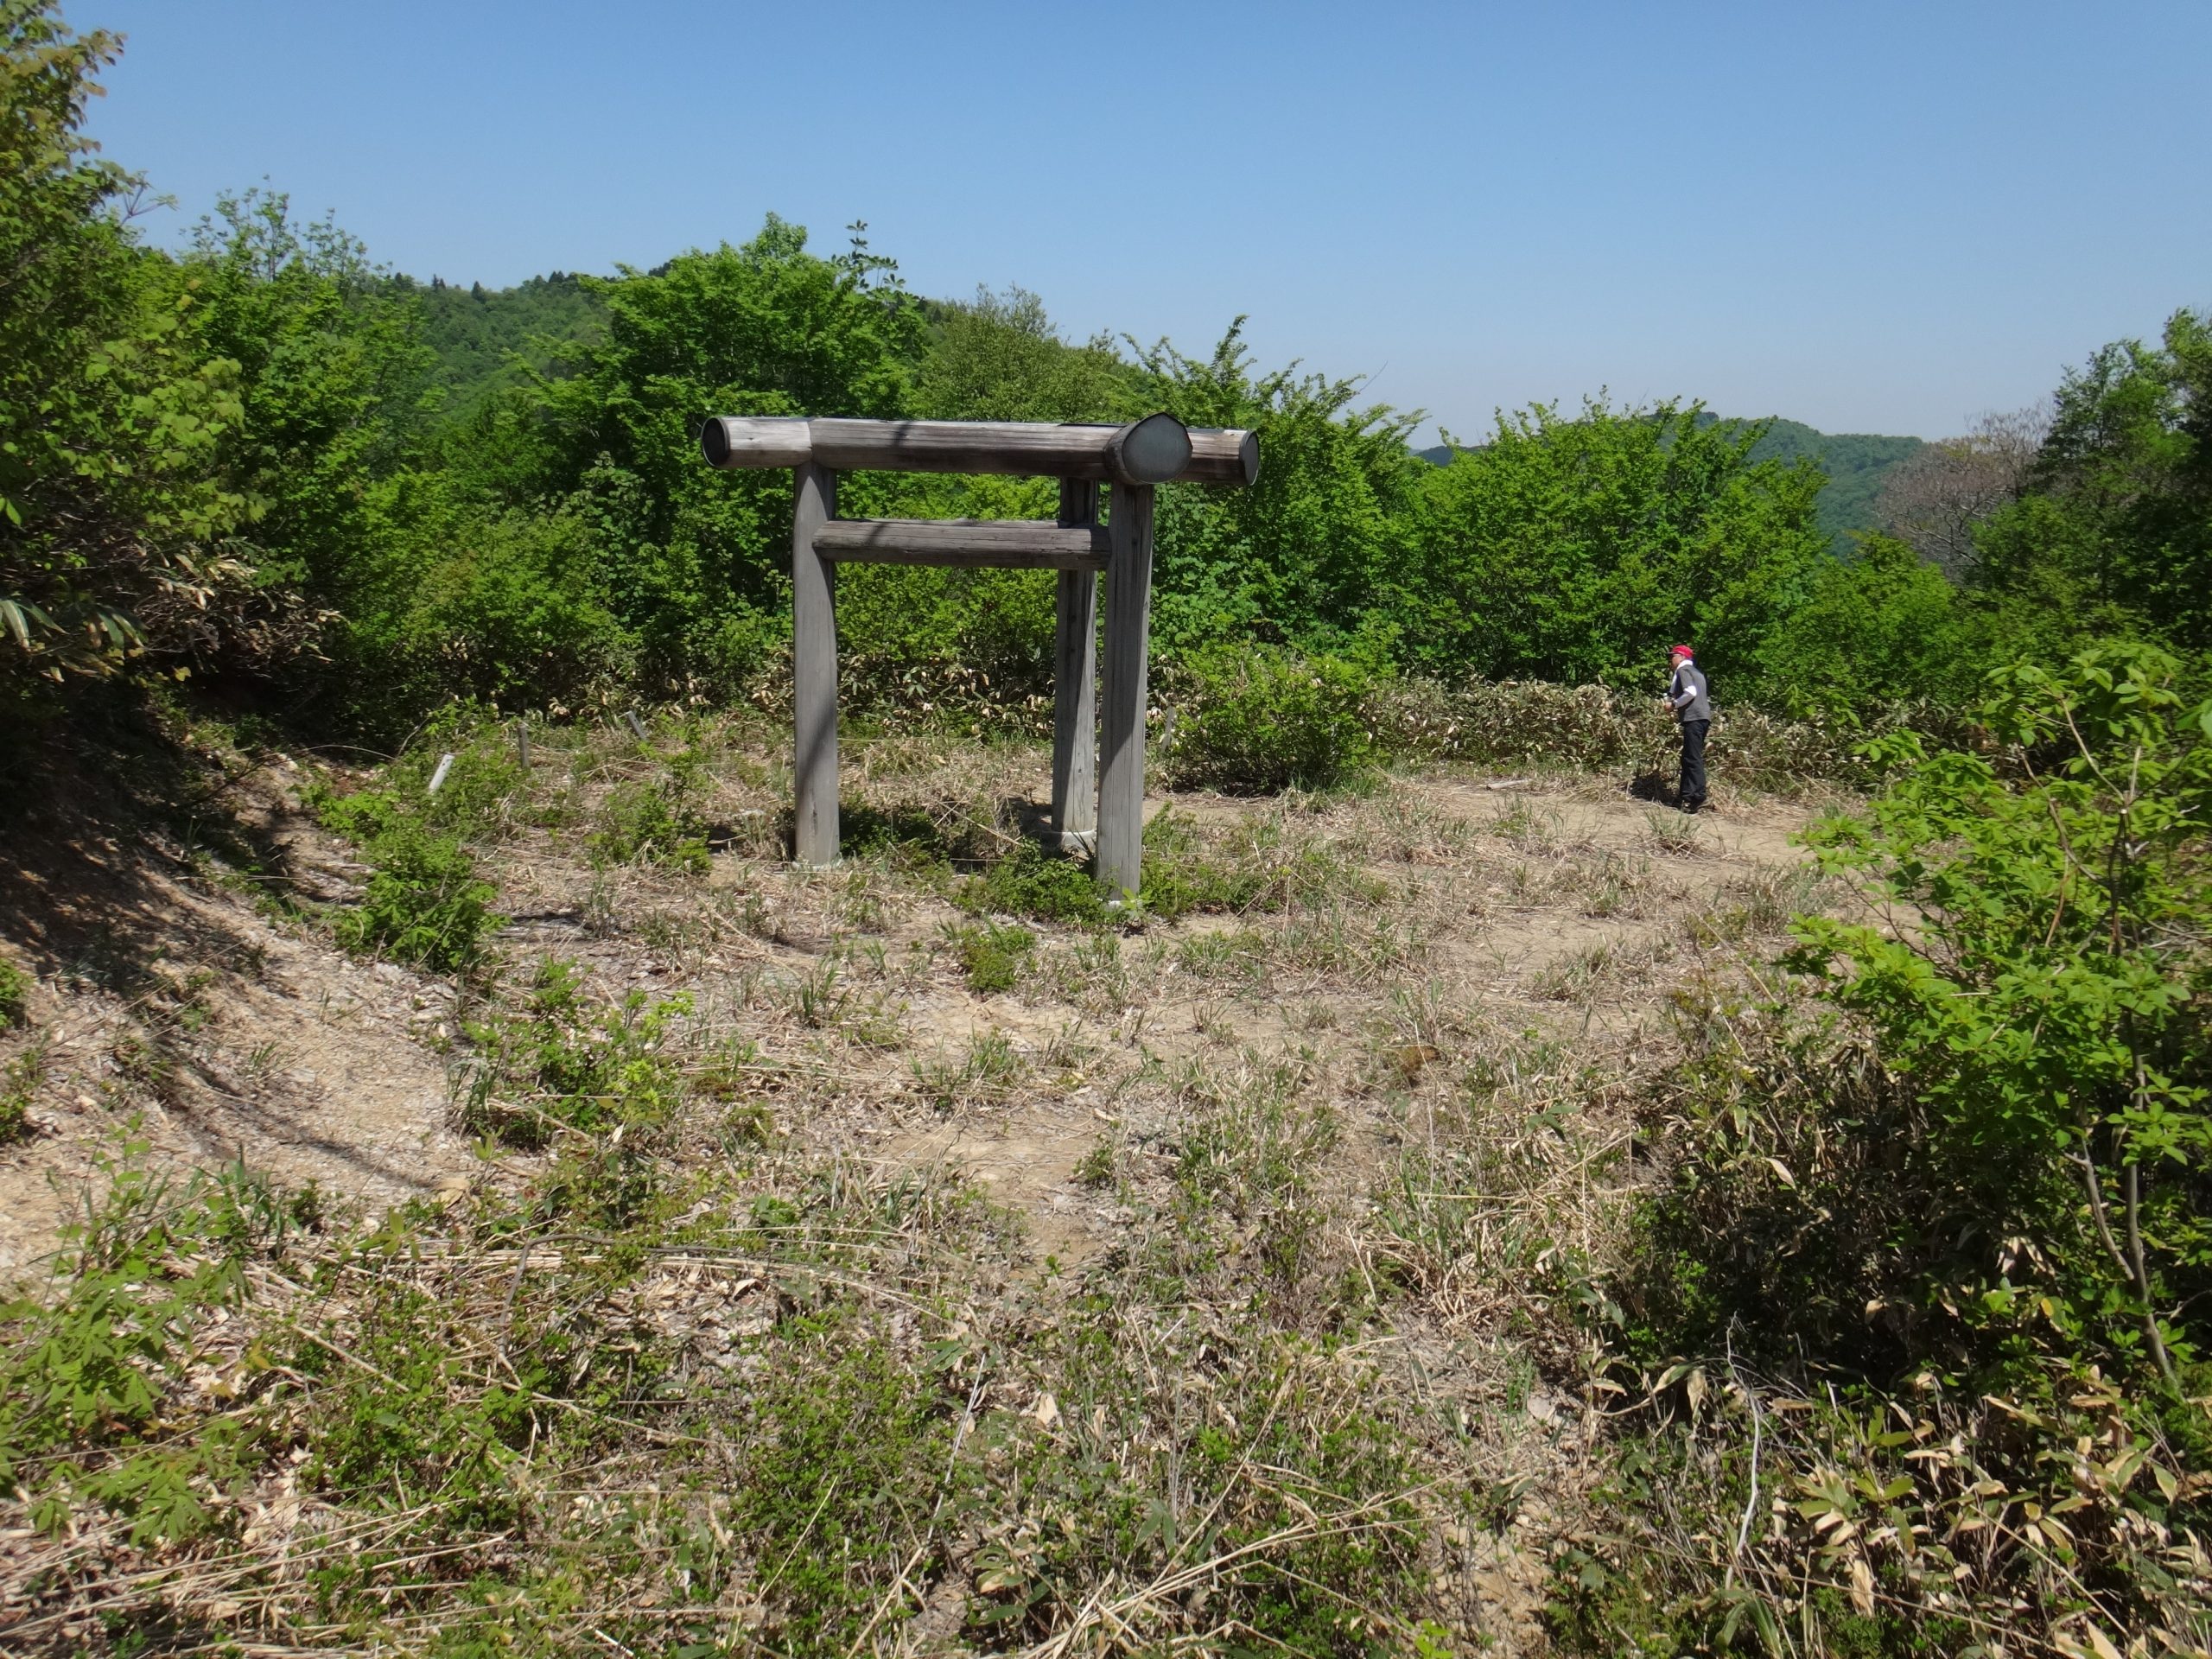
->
[1669, 645, 1694, 659]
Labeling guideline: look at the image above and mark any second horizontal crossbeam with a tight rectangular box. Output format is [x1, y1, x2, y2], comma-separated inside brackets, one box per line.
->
[811, 518, 1110, 570]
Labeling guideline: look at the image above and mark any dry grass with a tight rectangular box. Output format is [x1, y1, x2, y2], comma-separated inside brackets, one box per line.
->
[0, 713, 1834, 1656]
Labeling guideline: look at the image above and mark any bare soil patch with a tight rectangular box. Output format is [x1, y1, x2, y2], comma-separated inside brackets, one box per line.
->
[0, 757, 473, 1274]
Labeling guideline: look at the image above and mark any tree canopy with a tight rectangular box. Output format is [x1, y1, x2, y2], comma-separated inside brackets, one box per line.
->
[6, 0, 2206, 738]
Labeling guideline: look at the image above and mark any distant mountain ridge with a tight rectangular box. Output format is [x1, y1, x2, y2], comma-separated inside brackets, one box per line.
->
[1418, 416, 1924, 549]
[398, 272, 607, 415]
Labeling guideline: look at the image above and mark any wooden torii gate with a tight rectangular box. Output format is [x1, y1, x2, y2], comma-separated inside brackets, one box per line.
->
[699, 414, 1259, 897]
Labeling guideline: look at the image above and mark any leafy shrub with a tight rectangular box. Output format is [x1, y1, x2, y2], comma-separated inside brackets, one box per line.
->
[587, 779, 709, 873]
[1762, 532, 1995, 715]
[1584, 988, 2212, 1656]
[327, 804, 497, 974]
[1785, 645, 2211, 1381]
[0, 957, 29, 1026]
[313, 744, 518, 973]
[944, 921, 1036, 993]
[957, 841, 1109, 925]
[410, 728, 528, 838]
[734, 1332, 953, 1655]
[0, 960, 29, 1039]
[461, 957, 691, 1148]
[0, 1052, 36, 1144]
[1618, 651, 2212, 1385]
[0, 1140, 302, 1541]
[1400, 397, 1828, 691]
[342, 482, 621, 724]
[0, 11, 292, 699]
[1580, 645, 2212, 1656]
[1162, 644, 1378, 794]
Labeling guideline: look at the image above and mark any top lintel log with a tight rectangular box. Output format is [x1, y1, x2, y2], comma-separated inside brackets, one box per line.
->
[700, 413, 1258, 488]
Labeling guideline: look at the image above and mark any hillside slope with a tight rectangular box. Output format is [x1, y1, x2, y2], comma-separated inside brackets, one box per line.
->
[0, 710, 1819, 1652]
[403, 271, 606, 415]
[1420, 415, 1924, 549]
[1744, 416, 1923, 545]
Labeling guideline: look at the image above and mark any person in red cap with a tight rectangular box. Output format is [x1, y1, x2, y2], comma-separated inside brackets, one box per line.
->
[1663, 645, 1710, 812]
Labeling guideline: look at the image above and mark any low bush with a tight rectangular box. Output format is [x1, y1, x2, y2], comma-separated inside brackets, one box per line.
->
[734, 1330, 954, 1654]
[944, 921, 1036, 993]
[957, 841, 1109, 925]
[1142, 808, 1377, 922]
[587, 778, 709, 873]
[0, 1139, 305, 1543]
[410, 728, 529, 838]
[1572, 986, 2212, 1657]
[980, 1319, 1424, 1652]
[0, 957, 29, 1027]
[1571, 645, 2212, 1656]
[333, 820, 497, 974]
[841, 801, 958, 867]
[461, 958, 691, 1149]
[0, 1052, 38, 1144]
[1370, 674, 1983, 793]
[956, 814, 1370, 929]
[1161, 644, 1380, 794]
[1135, 808, 1269, 919]
[1788, 644, 2210, 1382]
[312, 741, 514, 973]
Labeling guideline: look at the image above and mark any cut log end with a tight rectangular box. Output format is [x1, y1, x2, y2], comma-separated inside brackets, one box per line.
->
[699, 417, 730, 467]
[1104, 412, 1193, 486]
[1185, 428, 1262, 487]
[700, 416, 812, 470]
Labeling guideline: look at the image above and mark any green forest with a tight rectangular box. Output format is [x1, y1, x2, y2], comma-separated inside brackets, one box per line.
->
[10, 5, 2207, 740]
[3, 6, 2209, 1657]
[1416, 417, 1924, 550]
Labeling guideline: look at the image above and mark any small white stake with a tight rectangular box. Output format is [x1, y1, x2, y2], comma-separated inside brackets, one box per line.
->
[427, 753, 455, 795]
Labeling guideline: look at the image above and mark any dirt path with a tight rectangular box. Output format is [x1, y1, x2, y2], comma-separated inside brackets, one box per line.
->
[2, 745, 1817, 1288]
[843, 770, 1820, 1276]
[0, 793, 473, 1277]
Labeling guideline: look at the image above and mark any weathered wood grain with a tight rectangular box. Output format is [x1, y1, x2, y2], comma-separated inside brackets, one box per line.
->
[812, 518, 1109, 569]
[701, 415, 1255, 486]
[1184, 426, 1262, 486]
[1051, 480, 1100, 846]
[699, 416, 812, 469]
[1096, 483, 1155, 897]
[791, 463, 839, 868]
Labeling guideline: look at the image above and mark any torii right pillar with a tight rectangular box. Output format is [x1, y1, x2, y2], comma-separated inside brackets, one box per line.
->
[1095, 481, 1154, 900]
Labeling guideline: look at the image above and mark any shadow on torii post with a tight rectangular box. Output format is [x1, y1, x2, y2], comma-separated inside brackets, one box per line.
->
[699, 413, 1260, 899]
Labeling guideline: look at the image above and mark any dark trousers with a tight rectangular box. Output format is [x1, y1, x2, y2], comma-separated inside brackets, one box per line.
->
[1678, 718, 1709, 806]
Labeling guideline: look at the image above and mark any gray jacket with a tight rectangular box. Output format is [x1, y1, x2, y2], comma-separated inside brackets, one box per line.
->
[1668, 661, 1711, 722]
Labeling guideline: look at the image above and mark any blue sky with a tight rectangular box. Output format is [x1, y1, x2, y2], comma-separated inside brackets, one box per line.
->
[75, 1, 2211, 442]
